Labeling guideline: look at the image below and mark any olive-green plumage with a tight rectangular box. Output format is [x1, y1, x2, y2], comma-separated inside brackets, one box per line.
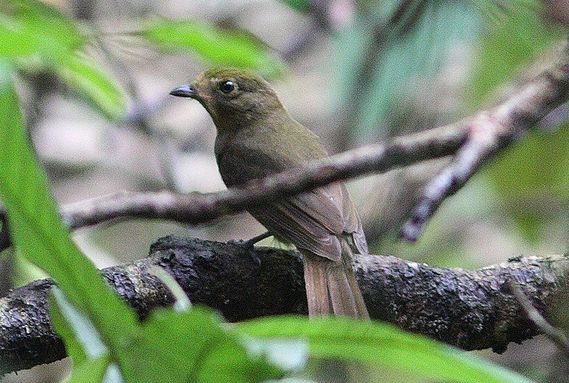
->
[171, 68, 369, 319]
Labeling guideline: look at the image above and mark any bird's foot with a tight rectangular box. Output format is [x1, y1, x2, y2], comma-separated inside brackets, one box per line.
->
[228, 232, 272, 266]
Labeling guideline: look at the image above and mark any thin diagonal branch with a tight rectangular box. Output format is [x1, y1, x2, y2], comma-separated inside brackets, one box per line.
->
[510, 281, 569, 358]
[0, 237, 568, 374]
[401, 43, 569, 241]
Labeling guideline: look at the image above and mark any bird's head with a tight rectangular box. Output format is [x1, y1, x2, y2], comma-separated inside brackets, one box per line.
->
[170, 68, 284, 132]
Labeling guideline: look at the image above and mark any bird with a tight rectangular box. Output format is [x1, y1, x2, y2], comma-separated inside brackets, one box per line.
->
[170, 68, 369, 319]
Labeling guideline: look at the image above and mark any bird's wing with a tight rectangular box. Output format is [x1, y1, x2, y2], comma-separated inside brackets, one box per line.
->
[339, 184, 369, 256]
[250, 183, 368, 261]
[218, 137, 367, 261]
[250, 191, 343, 262]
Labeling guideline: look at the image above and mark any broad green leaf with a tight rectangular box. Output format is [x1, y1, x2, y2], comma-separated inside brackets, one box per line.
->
[0, 73, 138, 352]
[148, 266, 191, 312]
[119, 307, 284, 383]
[56, 52, 126, 120]
[50, 288, 109, 365]
[141, 20, 285, 78]
[242, 337, 308, 372]
[66, 355, 110, 383]
[0, 0, 84, 64]
[237, 316, 534, 383]
[469, 1, 561, 108]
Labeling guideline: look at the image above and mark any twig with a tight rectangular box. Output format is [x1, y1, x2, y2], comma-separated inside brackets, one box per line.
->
[0, 120, 462, 252]
[400, 43, 569, 241]
[509, 281, 569, 359]
[0, 236, 568, 374]
[0, 114, 467, 251]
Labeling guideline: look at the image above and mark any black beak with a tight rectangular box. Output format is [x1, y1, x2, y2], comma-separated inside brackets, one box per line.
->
[169, 84, 196, 98]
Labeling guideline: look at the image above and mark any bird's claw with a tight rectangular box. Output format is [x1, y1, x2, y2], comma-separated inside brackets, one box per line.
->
[228, 232, 271, 266]
[228, 240, 261, 266]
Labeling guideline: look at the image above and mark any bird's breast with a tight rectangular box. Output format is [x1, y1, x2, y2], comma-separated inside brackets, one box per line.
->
[214, 121, 327, 188]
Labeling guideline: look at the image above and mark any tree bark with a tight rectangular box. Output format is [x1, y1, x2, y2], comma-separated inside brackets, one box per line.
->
[0, 236, 567, 374]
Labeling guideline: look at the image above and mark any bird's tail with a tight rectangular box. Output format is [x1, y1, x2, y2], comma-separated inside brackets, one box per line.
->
[301, 240, 369, 319]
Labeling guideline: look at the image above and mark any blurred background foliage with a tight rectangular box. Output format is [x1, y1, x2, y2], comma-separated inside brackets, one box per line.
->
[0, 0, 568, 382]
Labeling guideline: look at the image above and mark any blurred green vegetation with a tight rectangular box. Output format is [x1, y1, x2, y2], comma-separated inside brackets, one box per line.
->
[0, 1, 285, 120]
[469, 1, 568, 244]
[485, 126, 569, 242]
[469, 2, 561, 108]
[141, 19, 286, 78]
[368, 0, 568, 259]
[335, 0, 482, 141]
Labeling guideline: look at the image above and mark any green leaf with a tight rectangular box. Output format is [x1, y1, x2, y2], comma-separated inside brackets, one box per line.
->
[141, 20, 285, 78]
[50, 288, 109, 365]
[56, 52, 126, 120]
[0, 72, 138, 352]
[469, 1, 561, 108]
[148, 266, 191, 312]
[0, 2, 125, 120]
[237, 316, 535, 383]
[119, 307, 285, 383]
[0, 0, 84, 64]
[66, 355, 110, 383]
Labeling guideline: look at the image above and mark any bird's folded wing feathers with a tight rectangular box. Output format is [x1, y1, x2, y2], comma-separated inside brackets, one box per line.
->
[250, 184, 367, 261]
[251, 200, 342, 261]
[218, 141, 368, 260]
[339, 184, 369, 256]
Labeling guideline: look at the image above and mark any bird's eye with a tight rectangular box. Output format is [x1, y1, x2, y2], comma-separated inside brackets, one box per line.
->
[220, 80, 236, 94]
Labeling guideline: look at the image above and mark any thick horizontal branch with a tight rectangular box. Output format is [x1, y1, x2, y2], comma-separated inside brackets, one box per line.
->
[0, 237, 567, 374]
